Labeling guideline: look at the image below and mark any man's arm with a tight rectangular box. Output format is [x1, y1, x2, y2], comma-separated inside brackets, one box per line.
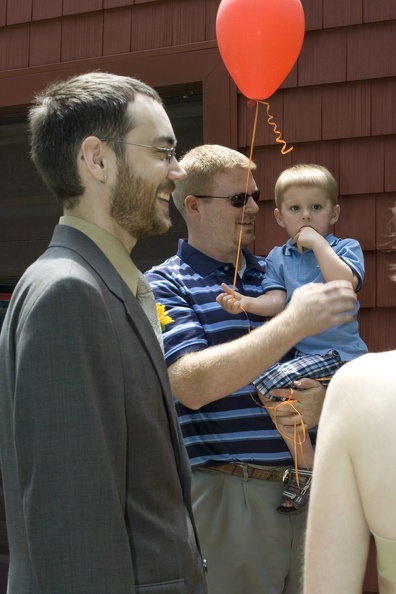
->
[169, 281, 356, 408]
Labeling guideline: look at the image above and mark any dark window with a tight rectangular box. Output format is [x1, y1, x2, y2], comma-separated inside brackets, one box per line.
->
[0, 88, 203, 281]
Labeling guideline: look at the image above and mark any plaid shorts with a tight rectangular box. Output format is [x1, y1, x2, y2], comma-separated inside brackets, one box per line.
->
[253, 349, 343, 401]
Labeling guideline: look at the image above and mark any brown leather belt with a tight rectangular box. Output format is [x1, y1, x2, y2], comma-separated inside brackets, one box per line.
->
[206, 463, 285, 481]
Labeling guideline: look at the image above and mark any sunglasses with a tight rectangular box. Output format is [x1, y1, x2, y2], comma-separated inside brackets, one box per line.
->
[194, 190, 260, 208]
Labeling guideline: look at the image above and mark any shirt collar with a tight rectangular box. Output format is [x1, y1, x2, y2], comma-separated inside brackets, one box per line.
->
[176, 238, 266, 277]
[59, 215, 139, 295]
[282, 232, 338, 255]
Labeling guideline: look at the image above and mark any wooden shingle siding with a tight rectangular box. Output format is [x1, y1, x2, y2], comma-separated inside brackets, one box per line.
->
[61, 12, 104, 61]
[0, 23, 30, 70]
[29, 18, 62, 67]
[363, 0, 396, 24]
[372, 79, 396, 136]
[384, 137, 396, 192]
[322, 82, 371, 140]
[339, 137, 384, 195]
[300, 0, 322, 31]
[323, 0, 363, 28]
[0, 0, 5, 27]
[283, 87, 322, 143]
[299, 29, 347, 86]
[170, 0, 206, 46]
[130, 2, 172, 52]
[5, 0, 32, 26]
[32, 0, 62, 21]
[103, 7, 132, 56]
[348, 21, 396, 81]
[104, 0, 136, 8]
[335, 195, 376, 251]
[63, 0, 103, 17]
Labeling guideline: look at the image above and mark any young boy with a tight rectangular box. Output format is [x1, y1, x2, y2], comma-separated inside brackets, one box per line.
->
[217, 163, 368, 514]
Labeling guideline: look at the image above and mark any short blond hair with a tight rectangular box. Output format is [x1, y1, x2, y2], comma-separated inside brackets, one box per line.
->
[173, 144, 256, 211]
[275, 164, 338, 208]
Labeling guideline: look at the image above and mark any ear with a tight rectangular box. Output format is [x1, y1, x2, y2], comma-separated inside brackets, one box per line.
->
[330, 204, 340, 225]
[184, 194, 201, 215]
[80, 136, 108, 184]
[274, 207, 286, 228]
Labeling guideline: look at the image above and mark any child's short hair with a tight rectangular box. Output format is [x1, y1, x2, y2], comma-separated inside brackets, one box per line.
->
[275, 164, 338, 208]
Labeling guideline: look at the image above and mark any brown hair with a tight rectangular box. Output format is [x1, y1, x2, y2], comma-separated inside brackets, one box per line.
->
[28, 71, 161, 207]
[172, 144, 255, 212]
[275, 164, 338, 208]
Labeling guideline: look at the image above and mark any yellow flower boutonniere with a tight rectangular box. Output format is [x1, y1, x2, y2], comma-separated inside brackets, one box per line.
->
[156, 302, 174, 332]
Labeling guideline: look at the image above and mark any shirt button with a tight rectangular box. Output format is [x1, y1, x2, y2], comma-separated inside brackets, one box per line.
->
[224, 265, 229, 271]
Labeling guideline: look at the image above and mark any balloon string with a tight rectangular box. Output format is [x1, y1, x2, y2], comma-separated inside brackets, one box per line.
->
[231, 101, 260, 298]
[258, 100, 293, 155]
[232, 100, 292, 299]
[249, 390, 308, 487]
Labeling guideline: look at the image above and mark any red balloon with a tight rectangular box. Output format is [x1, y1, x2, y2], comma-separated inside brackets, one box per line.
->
[216, 0, 305, 100]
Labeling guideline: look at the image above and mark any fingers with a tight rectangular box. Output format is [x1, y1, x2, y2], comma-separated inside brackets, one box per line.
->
[293, 378, 321, 390]
[216, 292, 242, 315]
[220, 283, 233, 295]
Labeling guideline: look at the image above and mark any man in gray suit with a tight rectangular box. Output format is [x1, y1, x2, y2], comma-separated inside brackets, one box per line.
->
[0, 72, 208, 593]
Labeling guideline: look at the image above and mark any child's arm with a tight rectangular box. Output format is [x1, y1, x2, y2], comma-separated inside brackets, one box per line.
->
[217, 283, 286, 316]
[293, 227, 359, 290]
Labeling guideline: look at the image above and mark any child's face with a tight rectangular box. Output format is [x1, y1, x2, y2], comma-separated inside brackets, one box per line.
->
[274, 186, 340, 239]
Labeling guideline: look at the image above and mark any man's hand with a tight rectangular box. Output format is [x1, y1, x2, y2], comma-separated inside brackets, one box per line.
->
[286, 280, 356, 340]
[259, 378, 326, 435]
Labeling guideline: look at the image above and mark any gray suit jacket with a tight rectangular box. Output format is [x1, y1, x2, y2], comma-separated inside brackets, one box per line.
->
[0, 225, 207, 593]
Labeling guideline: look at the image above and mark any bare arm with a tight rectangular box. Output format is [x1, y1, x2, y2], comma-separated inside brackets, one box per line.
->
[216, 283, 286, 316]
[169, 280, 356, 408]
[293, 226, 359, 289]
[304, 352, 396, 593]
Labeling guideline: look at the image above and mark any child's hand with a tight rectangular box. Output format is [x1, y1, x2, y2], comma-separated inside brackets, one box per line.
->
[216, 283, 244, 315]
[292, 225, 323, 254]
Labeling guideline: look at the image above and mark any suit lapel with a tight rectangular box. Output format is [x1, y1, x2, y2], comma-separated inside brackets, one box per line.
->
[48, 225, 185, 477]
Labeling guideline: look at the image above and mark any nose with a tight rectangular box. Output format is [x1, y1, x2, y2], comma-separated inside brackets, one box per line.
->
[167, 158, 187, 181]
[301, 207, 311, 219]
[246, 194, 260, 213]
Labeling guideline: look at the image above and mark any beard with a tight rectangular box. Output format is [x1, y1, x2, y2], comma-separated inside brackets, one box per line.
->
[110, 157, 173, 239]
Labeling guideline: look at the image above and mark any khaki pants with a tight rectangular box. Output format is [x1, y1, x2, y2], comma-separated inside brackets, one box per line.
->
[192, 466, 307, 594]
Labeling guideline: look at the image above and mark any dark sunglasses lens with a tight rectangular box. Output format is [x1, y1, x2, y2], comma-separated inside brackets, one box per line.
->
[251, 190, 260, 203]
[230, 191, 260, 207]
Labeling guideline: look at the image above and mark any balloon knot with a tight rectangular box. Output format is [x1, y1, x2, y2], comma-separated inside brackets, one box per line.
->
[247, 99, 258, 108]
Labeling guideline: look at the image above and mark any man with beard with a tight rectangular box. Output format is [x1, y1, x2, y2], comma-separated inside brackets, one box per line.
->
[0, 72, 208, 594]
[145, 144, 357, 594]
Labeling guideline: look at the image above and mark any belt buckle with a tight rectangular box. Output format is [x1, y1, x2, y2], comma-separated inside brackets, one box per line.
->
[237, 463, 249, 482]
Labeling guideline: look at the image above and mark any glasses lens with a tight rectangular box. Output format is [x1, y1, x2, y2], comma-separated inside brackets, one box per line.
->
[230, 190, 260, 207]
[167, 147, 176, 163]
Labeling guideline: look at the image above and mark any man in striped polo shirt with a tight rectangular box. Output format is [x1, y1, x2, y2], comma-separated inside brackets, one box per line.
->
[146, 144, 356, 594]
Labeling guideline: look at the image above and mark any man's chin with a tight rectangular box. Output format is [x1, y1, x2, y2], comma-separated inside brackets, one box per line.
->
[136, 217, 171, 239]
[241, 232, 255, 246]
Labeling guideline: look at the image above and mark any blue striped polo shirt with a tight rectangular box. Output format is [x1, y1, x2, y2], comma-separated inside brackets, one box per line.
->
[146, 239, 300, 468]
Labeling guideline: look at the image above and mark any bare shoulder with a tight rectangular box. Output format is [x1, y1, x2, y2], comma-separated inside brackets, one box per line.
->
[325, 350, 396, 416]
[331, 351, 395, 388]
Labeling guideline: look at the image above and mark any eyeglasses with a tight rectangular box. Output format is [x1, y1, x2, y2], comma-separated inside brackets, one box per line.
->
[194, 190, 260, 208]
[100, 139, 176, 163]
